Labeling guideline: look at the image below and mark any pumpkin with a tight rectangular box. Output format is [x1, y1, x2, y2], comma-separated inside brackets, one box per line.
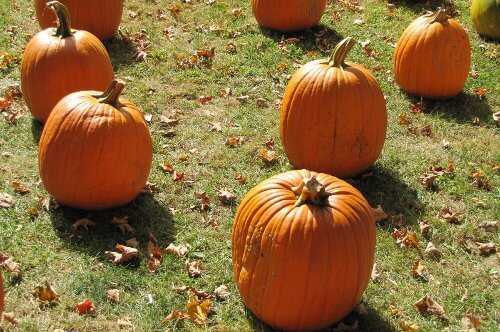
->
[394, 8, 471, 98]
[251, 0, 327, 31]
[280, 37, 387, 178]
[22, 1, 114, 123]
[0, 272, 4, 315]
[471, 0, 500, 39]
[232, 170, 376, 331]
[35, 0, 124, 40]
[39, 80, 153, 210]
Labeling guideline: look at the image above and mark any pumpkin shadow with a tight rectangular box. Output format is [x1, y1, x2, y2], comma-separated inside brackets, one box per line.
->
[245, 303, 396, 331]
[405, 92, 494, 126]
[104, 33, 138, 70]
[259, 24, 345, 52]
[31, 118, 43, 143]
[49, 193, 175, 267]
[348, 165, 422, 228]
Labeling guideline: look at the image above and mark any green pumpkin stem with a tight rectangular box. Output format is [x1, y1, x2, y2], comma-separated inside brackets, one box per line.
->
[294, 176, 332, 207]
[97, 80, 125, 106]
[47, 1, 73, 38]
[429, 8, 449, 24]
[328, 37, 356, 68]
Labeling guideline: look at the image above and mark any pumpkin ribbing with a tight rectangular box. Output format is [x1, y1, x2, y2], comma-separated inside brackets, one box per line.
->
[232, 170, 376, 331]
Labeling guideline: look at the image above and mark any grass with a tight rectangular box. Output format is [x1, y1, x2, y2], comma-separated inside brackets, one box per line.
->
[0, 0, 499, 331]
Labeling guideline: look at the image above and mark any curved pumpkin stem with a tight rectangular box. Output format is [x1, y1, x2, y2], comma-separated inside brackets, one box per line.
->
[97, 80, 125, 106]
[429, 8, 449, 24]
[47, 1, 73, 38]
[293, 176, 332, 207]
[328, 37, 356, 68]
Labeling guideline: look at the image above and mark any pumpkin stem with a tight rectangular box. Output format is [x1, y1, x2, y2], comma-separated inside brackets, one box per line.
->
[429, 8, 449, 24]
[97, 80, 125, 106]
[47, 1, 73, 38]
[328, 37, 356, 68]
[294, 176, 332, 207]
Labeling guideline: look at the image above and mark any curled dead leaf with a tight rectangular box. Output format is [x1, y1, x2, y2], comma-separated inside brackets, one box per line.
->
[476, 242, 496, 256]
[185, 260, 203, 278]
[0, 193, 14, 208]
[105, 245, 139, 265]
[399, 320, 420, 332]
[414, 295, 447, 320]
[218, 189, 236, 205]
[461, 313, 481, 331]
[106, 289, 120, 303]
[424, 242, 442, 260]
[72, 218, 96, 232]
[10, 180, 29, 194]
[75, 299, 96, 316]
[165, 243, 188, 257]
[33, 281, 59, 304]
[214, 284, 230, 301]
[258, 148, 276, 165]
[1, 312, 18, 325]
[147, 233, 164, 273]
[0, 253, 21, 277]
[411, 260, 428, 281]
[111, 216, 135, 235]
[438, 206, 461, 224]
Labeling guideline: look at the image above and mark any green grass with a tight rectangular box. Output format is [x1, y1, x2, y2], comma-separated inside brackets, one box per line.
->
[0, 0, 499, 331]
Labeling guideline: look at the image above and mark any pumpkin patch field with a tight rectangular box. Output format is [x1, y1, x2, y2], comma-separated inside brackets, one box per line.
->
[0, 0, 499, 331]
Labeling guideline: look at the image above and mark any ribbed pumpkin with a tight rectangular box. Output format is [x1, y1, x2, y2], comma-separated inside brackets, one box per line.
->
[232, 170, 376, 331]
[35, 0, 124, 40]
[252, 0, 327, 31]
[394, 9, 471, 98]
[22, 1, 113, 123]
[471, 0, 500, 40]
[280, 37, 387, 178]
[39, 80, 152, 210]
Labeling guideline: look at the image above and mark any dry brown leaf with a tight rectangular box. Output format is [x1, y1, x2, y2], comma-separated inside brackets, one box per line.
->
[195, 191, 210, 211]
[414, 295, 447, 320]
[372, 205, 388, 223]
[425, 242, 442, 260]
[197, 95, 213, 104]
[235, 173, 247, 184]
[225, 135, 245, 147]
[147, 233, 163, 273]
[10, 180, 29, 194]
[258, 148, 276, 165]
[172, 171, 185, 182]
[419, 220, 431, 238]
[111, 216, 135, 235]
[0, 193, 14, 208]
[105, 245, 139, 265]
[476, 242, 496, 256]
[398, 113, 411, 126]
[172, 285, 211, 299]
[75, 299, 96, 316]
[218, 189, 236, 205]
[472, 87, 487, 98]
[371, 263, 380, 282]
[411, 260, 428, 281]
[478, 220, 498, 232]
[256, 98, 268, 108]
[72, 218, 96, 232]
[33, 281, 59, 304]
[419, 173, 437, 190]
[388, 304, 402, 317]
[214, 284, 230, 301]
[163, 309, 190, 322]
[461, 313, 481, 331]
[438, 206, 461, 224]
[0, 253, 21, 277]
[161, 163, 174, 173]
[209, 122, 222, 132]
[392, 229, 419, 249]
[185, 260, 203, 278]
[165, 243, 188, 257]
[106, 289, 120, 303]
[1, 312, 18, 325]
[470, 170, 492, 191]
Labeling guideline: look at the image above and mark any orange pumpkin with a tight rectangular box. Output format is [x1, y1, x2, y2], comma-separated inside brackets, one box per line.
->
[394, 8, 471, 98]
[232, 170, 376, 331]
[252, 0, 327, 31]
[35, 0, 124, 40]
[39, 80, 153, 210]
[22, 1, 114, 123]
[280, 37, 387, 178]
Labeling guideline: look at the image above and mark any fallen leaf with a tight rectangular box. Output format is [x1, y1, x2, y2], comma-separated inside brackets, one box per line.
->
[392, 228, 419, 249]
[10, 180, 29, 194]
[172, 171, 185, 182]
[105, 244, 139, 265]
[147, 233, 163, 273]
[461, 313, 481, 331]
[424, 242, 442, 260]
[399, 320, 420, 332]
[419, 173, 437, 190]
[225, 135, 245, 147]
[478, 220, 498, 232]
[195, 191, 210, 211]
[117, 316, 134, 329]
[163, 309, 190, 322]
[106, 289, 120, 303]
[0, 253, 21, 277]
[419, 220, 431, 238]
[256, 98, 268, 108]
[388, 304, 402, 317]
[33, 281, 59, 304]
[470, 170, 492, 191]
[414, 295, 447, 320]
[172, 285, 211, 299]
[72, 218, 96, 232]
[218, 189, 236, 205]
[1, 312, 18, 325]
[235, 173, 247, 184]
[493, 111, 499, 124]
[372, 205, 388, 223]
[472, 87, 487, 98]
[438, 206, 461, 224]
[258, 148, 276, 165]
[0, 193, 14, 208]
[165, 243, 188, 257]
[111, 216, 135, 235]
[209, 122, 222, 132]
[186, 294, 212, 325]
[398, 113, 411, 126]
[75, 299, 96, 316]
[371, 263, 380, 282]
[214, 285, 230, 301]
[411, 260, 428, 281]
[476, 242, 496, 256]
[197, 95, 213, 104]
[185, 260, 203, 278]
